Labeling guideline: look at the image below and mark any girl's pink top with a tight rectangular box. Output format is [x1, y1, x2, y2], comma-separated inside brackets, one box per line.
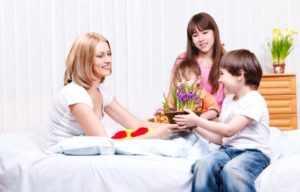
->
[173, 52, 224, 108]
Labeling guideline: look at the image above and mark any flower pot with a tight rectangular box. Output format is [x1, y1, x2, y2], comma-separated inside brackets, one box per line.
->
[273, 62, 285, 74]
[165, 110, 202, 124]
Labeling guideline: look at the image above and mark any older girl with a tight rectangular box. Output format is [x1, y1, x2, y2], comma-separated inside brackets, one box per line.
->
[168, 12, 225, 108]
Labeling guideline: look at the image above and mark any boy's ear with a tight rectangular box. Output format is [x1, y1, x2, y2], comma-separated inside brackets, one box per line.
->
[238, 70, 245, 80]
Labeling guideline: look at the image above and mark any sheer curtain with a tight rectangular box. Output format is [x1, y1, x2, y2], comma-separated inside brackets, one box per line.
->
[1, 0, 299, 132]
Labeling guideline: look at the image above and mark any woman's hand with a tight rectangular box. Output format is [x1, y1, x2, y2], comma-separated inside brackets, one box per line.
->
[173, 109, 200, 129]
[150, 124, 178, 139]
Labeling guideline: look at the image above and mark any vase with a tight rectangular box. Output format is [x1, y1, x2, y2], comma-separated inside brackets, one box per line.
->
[165, 110, 202, 124]
[273, 62, 285, 74]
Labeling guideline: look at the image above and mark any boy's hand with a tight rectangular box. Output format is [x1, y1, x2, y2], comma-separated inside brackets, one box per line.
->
[173, 109, 199, 129]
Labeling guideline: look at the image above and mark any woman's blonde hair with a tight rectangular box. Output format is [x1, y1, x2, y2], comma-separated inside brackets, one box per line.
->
[64, 32, 111, 88]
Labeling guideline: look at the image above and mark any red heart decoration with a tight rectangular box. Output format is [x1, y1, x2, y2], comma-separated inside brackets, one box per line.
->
[111, 130, 127, 139]
[130, 127, 149, 137]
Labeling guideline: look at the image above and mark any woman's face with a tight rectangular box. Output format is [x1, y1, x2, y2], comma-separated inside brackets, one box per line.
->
[93, 41, 112, 79]
[192, 28, 214, 54]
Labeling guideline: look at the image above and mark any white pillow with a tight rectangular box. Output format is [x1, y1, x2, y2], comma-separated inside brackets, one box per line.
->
[269, 127, 285, 161]
[269, 127, 300, 161]
[280, 129, 300, 157]
[46, 136, 115, 155]
[45, 133, 217, 158]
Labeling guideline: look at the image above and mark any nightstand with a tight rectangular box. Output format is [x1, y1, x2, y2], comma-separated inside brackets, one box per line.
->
[258, 74, 298, 130]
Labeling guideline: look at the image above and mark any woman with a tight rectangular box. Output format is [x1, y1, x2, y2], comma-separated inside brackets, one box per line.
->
[48, 32, 177, 146]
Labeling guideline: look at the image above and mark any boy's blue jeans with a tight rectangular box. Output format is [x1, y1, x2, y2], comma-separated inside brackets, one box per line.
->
[191, 146, 270, 192]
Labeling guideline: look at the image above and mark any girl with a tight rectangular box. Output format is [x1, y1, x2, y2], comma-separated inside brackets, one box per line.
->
[174, 49, 271, 191]
[48, 32, 177, 146]
[168, 12, 225, 108]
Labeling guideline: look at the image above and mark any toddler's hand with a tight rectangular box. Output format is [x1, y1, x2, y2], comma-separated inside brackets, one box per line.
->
[154, 107, 164, 116]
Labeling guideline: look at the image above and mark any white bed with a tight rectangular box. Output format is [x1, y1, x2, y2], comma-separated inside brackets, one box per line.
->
[1, 127, 300, 192]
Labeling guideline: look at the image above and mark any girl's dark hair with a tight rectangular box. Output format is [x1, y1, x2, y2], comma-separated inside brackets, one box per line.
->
[186, 12, 224, 94]
[220, 49, 262, 89]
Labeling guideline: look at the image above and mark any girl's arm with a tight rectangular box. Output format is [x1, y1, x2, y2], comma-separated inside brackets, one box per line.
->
[200, 110, 219, 120]
[70, 103, 108, 137]
[167, 54, 186, 102]
[104, 98, 176, 139]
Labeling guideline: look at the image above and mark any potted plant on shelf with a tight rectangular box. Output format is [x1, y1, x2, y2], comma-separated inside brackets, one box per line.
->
[269, 28, 298, 73]
[161, 82, 203, 124]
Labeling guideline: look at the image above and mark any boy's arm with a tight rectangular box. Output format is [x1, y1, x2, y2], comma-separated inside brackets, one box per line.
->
[193, 126, 223, 144]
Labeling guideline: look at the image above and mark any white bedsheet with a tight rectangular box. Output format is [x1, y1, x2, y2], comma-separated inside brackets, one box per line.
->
[1, 127, 300, 192]
[0, 131, 194, 192]
[255, 154, 300, 192]
[255, 128, 300, 192]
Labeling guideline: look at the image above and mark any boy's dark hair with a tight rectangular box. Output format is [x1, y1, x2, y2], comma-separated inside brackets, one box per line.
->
[220, 49, 262, 89]
[172, 59, 200, 86]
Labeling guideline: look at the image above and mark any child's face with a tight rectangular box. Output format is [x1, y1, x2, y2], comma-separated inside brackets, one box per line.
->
[191, 28, 214, 54]
[177, 70, 200, 87]
[218, 68, 241, 94]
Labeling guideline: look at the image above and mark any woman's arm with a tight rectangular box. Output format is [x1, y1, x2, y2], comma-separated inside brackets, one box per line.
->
[104, 98, 176, 139]
[70, 103, 108, 136]
[104, 98, 160, 128]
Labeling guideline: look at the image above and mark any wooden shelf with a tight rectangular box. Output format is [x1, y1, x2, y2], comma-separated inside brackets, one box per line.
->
[258, 74, 298, 130]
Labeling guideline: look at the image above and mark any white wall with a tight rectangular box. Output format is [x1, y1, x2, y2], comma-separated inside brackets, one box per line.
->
[1, 0, 300, 132]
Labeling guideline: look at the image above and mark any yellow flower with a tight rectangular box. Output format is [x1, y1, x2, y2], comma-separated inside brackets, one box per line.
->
[269, 28, 298, 63]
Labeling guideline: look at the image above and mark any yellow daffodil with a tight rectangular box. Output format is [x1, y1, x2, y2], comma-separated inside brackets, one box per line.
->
[269, 28, 298, 63]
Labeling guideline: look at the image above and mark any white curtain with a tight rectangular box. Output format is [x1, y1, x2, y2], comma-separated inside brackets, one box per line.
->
[1, 0, 300, 132]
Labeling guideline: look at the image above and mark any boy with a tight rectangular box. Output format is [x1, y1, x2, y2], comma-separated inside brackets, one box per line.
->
[174, 49, 271, 192]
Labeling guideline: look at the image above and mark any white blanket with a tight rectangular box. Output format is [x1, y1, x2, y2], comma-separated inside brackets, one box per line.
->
[47, 133, 219, 161]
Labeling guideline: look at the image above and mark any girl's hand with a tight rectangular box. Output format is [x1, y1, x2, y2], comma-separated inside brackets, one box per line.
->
[173, 109, 199, 129]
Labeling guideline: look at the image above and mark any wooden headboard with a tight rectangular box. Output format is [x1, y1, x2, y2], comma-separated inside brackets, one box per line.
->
[258, 74, 298, 131]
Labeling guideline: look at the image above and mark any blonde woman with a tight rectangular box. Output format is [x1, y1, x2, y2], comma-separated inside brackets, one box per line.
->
[48, 32, 177, 146]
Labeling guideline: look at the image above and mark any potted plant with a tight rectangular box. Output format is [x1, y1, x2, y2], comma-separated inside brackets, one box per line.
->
[161, 82, 203, 124]
[269, 28, 298, 73]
